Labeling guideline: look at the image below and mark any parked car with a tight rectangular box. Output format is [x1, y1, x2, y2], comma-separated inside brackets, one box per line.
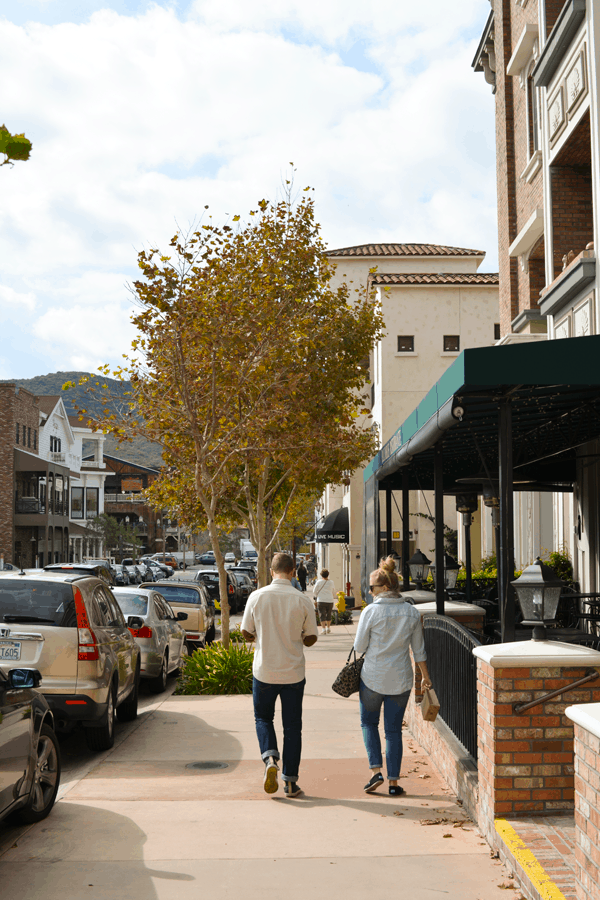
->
[0, 667, 61, 824]
[0, 571, 141, 752]
[124, 565, 143, 585]
[140, 557, 174, 579]
[197, 552, 216, 565]
[151, 554, 180, 571]
[230, 563, 258, 589]
[111, 564, 130, 586]
[135, 563, 156, 582]
[44, 563, 117, 587]
[0, 563, 18, 571]
[113, 588, 188, 692]
[143, 581, 215, 649]
[195, 569, 240, 614]
[230, 571, 254, 607]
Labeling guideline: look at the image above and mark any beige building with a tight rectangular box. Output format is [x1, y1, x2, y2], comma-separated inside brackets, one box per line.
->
[318, 243, 499, 600]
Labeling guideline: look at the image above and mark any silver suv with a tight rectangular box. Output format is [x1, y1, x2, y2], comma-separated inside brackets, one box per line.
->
[0, 571, 141, 752]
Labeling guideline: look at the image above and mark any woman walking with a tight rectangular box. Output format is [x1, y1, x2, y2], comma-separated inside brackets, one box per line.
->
[313, 568, 335, 635]
[354, 557, 432, 796]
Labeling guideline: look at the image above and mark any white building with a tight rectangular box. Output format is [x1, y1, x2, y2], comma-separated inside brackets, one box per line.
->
[318, 243, 499, 601]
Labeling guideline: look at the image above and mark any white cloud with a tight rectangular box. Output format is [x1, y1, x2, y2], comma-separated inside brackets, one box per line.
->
[0, 1, 497, 379]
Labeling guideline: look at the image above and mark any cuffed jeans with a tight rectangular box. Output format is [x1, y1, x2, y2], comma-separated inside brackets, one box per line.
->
[252, 677, 305, 782]
[359, 679, 411, 780]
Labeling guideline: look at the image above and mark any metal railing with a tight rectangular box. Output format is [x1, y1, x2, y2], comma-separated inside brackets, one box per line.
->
[422, 614, 481, 759]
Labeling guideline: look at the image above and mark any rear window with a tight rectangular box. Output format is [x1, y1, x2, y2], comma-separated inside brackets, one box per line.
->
[113, 592, 149, 617]
[155, 585, 203, 605]
[0, 579, 77, 627]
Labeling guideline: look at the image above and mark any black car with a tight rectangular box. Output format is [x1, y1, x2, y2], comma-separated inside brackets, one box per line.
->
[197, 552, 216, 565]
[230, 564, 258, 589]
[0, 667, 61, 824]
[195, 569, 240, 613]
[230, 571, 254, 606]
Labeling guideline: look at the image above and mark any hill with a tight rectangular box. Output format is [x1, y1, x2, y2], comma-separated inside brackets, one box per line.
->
[2, 371, 164, 469]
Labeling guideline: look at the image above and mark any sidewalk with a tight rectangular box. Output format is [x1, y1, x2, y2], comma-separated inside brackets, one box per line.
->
[1, 617, 523, 900]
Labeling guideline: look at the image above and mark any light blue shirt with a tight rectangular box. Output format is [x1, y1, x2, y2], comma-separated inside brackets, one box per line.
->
[354, 592, 426, 695]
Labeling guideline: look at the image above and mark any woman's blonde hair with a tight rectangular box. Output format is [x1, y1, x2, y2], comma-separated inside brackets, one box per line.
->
[370, 556, 400, 593]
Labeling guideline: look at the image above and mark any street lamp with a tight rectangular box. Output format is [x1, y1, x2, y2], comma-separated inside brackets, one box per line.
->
[408, 549, 432, 590]
[429, 553, 461, 591]
[511, 557, 565, 641]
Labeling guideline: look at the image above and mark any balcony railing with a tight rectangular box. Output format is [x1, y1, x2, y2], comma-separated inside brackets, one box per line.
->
[50, 452, 66, 463]
[104, 493, 145, 503]
[81, 459, 105, 469]
[15, 497, 42, 514]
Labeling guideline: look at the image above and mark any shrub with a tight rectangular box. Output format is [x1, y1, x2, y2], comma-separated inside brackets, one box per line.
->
[229, 625, 247, 643]
[332, 609, 353, 625]
[176, 641, 254, 695]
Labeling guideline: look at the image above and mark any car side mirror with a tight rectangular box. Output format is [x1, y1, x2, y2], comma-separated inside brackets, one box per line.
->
[8, 668, 42, 689]
[176, 612, 188, 621]
[127, 616, 144, 629]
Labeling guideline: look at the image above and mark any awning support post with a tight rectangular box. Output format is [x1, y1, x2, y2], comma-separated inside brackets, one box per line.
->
[464, 513, 473, 605]
[434, 441, 445, 615]
[386, 488, 393, 559]
[499, 398, 516, 642]
[402, 470, 410, 591]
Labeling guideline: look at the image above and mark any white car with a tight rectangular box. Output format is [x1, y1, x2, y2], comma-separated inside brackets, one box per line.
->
[113, 588, 188, 693]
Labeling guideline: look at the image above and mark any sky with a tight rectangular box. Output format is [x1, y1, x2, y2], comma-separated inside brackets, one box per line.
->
[0, 0, 497, 380]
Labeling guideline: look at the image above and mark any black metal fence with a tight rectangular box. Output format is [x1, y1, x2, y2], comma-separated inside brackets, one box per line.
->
[422, 614, 481, 759]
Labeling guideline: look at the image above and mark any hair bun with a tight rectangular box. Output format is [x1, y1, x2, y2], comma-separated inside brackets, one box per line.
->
[381, 556, 396, 574]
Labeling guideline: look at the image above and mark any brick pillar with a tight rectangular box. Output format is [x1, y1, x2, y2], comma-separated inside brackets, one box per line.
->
[566, 704, 600, 900]
[474, 642, 600, 846]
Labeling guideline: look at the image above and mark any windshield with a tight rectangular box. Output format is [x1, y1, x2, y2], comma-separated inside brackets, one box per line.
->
[114, 592, 149, 617]
[155, 585, 202, 605]
[0, 579, 77, 626]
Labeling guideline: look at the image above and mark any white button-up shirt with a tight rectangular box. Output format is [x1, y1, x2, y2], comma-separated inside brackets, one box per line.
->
[354, 592, 426, 695]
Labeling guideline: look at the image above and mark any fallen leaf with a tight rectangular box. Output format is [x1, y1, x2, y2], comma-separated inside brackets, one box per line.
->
[497, 884, 516, 890]
[393, 811, 404, 817]
[442, 832, 453, 838]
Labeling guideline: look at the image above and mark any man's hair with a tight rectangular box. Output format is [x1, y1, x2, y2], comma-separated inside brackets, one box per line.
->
[320, 569, 329, 578]
[271, 552, 294, 574]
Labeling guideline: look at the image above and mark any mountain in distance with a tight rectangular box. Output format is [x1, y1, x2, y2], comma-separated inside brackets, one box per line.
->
[2, 371, 164, 469]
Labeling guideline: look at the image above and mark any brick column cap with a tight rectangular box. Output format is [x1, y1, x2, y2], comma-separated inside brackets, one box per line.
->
[565, 702, 600, 739]
[473, 639, 600, 668]
[417, 601, 486, 618]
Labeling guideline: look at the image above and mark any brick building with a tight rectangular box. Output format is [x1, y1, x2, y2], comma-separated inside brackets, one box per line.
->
[473, 0, 600, 587]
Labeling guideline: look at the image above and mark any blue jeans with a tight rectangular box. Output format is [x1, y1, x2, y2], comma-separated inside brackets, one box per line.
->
[359, 680, 411, 780]
[252, 677, 305, 782]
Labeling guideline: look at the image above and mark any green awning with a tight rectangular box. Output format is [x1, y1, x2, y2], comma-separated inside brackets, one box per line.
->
[366, 334, 600, 491]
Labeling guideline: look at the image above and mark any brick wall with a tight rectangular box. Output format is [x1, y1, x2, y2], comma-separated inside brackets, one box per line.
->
[572, 723, 600, 900]
[545, 0, 565, 34]
[0, 385, 40, 565]
[477, 661, 600, 845]
[550, 165, 593, 279]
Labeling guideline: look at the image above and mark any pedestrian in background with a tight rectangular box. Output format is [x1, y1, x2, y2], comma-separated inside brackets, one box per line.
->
[291, 568, 302, 591]
[297, 559, 307, 592]
[354, 556, 432, 797]
[241, 552, 318, 798]
[313, 568, 335, 635]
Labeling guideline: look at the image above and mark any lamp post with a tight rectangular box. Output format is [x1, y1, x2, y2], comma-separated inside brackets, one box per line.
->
[456, 494, 478, 604]
[408, 549, 432, 591]
[512, 557, 564, 641]
[429, 552, 461, 595]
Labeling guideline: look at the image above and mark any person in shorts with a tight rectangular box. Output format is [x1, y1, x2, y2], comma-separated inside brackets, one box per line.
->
[313, 568, 335, 635]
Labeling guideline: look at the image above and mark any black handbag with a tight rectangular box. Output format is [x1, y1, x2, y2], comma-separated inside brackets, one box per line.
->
[332, 648, 365, 697]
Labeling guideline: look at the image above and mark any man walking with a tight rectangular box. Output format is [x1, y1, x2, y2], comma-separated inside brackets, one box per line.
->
[241, 552, 318, 798]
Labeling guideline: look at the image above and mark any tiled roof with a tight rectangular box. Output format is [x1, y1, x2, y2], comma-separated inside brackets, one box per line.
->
[37, 395, 61, 415]
[370, 272, 499, 285]
[327, 243, 485, 258]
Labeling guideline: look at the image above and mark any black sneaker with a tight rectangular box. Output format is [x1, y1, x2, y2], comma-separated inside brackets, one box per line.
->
[389, 785, 405, 797]
[263, 759, 279, 794]
[364, 773, 384, 793]
[284, 782, 303, 798]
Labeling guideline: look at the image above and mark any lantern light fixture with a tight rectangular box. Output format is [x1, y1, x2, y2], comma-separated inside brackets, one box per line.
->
[511, 557, 565, 641]
[429, 553, 461, 591]
[408, 549, 431, 589]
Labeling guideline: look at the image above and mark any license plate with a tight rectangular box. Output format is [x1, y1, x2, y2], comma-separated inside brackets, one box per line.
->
[0, 641, 22, 661]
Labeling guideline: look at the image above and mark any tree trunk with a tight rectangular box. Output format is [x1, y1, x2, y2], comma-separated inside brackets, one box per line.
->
[206, 511, 230, 648]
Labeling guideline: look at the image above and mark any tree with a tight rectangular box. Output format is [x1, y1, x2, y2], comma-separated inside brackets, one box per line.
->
[67, 185, 383, 646]
[0, 125, 32, 167]
[90, 514, 142, 561]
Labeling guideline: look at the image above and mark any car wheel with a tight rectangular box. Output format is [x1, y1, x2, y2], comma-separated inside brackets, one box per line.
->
[117, 662, 140, 721]
[205, 623, 216, 644]
[13, 723, 61, 824]
[149, 652, 168, 694]
[85, 682, 117, 751]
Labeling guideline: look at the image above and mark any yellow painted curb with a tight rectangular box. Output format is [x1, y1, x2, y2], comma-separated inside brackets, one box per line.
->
[495, 819, 567, 900]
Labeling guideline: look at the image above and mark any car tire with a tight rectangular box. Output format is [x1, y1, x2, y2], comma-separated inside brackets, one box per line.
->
[13, 723, 61, 825]
[205, 623, 216, 644]
[149, 652, 168, 694]
[117, 662, 140, 721]
[85, 682, 117, 752]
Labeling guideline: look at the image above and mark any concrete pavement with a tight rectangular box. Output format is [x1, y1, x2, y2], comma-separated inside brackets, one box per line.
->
[0, 615, 518, 899]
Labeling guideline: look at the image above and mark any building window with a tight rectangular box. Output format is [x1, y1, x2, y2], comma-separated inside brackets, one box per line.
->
[50, 436, 62, 453]
[28, 427, 31, 448]
[71, 486, 84, 519]
[397, 335, 414, 352]
[16, 423, 19, 444]
[33, 430, 37, 450]
[527, 68, 539, 158]
[443, 335, 460, 352]
[85, 487, 99, 519]
[494, 323, 501, 341]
